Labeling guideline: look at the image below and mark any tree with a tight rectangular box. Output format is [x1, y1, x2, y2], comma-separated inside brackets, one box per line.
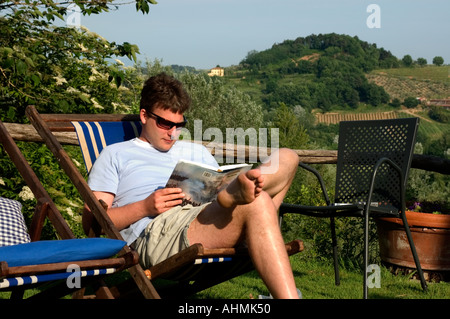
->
[0, 0, 157, 122]
[390, 98, 401, 108]
[428, 105, 450, 123]
[402, 54, 413, 67]
[360, 82, 389, 106]
[264, 82, 313, 110]
[178, 72, 264, 134]
[432, 56, 444, 66]
[270, 103, 309, 149]
[416, 57, 427, 66]
[403, 96, 419, 108]
[0, 0, 156, 17]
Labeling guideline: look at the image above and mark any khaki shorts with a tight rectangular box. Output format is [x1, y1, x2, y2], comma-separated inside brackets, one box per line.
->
[134, 203, 210, 268]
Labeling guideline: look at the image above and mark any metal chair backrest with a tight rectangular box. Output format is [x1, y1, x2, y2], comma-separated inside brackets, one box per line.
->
[334, 118, 419, 211]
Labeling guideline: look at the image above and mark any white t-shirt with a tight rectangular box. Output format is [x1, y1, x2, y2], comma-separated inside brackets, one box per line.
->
[88, 138, 219, 244]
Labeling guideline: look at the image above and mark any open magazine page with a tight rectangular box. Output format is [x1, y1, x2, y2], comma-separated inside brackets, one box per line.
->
[165, 160, 251, 207]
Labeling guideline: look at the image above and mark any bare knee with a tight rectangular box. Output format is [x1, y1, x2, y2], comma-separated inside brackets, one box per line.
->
[240, 191, 278, 221]
[188, 192, 278, 249]
[278, 148, 299, 168]
[262, 148, 298, 172]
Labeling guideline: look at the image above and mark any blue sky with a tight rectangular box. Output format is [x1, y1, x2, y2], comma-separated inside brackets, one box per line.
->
[77, 0, 450, 69]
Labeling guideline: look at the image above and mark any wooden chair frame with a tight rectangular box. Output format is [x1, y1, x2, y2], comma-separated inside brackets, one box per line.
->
[0, 119, 138, 299]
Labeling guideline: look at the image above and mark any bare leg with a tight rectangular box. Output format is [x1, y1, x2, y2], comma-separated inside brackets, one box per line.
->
[188, 195, 298, 298]
[188, 150, 300, 298]
[259, 148, 299, 209]
[217, 148, 299, 209]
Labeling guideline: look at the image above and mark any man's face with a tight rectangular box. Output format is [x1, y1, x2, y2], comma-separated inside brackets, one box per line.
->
[139, 107, 186, 152]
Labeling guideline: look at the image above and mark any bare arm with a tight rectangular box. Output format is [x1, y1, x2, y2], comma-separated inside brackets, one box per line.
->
[82, 188, 185, 233]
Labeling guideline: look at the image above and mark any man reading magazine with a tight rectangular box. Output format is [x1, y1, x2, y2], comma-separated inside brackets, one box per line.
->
[83, 73, 301, 299]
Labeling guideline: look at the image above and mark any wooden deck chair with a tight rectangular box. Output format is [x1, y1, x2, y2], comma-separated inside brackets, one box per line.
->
[25, 105, 304, 298]
[0, 119, 139, 299]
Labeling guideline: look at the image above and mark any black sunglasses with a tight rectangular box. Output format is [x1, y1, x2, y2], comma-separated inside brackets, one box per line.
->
[148, 111, 187, 130]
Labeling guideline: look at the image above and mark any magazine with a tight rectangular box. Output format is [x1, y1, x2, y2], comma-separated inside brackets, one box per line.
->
[165, 159, 252, 207]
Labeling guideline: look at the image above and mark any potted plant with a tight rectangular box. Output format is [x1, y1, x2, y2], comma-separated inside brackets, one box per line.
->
[376, 200, 450, 278]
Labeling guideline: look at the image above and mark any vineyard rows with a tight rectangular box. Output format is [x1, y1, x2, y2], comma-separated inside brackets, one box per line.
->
[315, 111, 398, 124]
[366, 73, 449, 100]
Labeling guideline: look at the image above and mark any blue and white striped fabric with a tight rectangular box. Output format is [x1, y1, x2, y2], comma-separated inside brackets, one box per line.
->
[194, 257, 233, 265]
[71, 121, 142, 172]
[0, 267, 117, 288]
[1, 238, 126, 290]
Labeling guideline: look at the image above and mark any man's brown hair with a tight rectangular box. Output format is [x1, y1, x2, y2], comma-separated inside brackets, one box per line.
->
[140, 73, 191, 113]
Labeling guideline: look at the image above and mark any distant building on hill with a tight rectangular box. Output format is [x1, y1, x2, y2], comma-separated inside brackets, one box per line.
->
[428, 99, 450, 109]
[208, 67, 224, 77]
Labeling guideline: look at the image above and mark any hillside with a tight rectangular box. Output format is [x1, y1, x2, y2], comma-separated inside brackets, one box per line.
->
[226, 33, 447, 112]
[367, 66, 449, 100]
[221, 33, 449, 157]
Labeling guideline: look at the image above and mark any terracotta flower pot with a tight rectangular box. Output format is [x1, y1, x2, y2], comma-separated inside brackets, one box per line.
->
[376, 211, 450, 271]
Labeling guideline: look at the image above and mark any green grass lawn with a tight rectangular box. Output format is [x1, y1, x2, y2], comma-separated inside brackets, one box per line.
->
[2, 253, 449, 300]
[194, 253, 450, 299]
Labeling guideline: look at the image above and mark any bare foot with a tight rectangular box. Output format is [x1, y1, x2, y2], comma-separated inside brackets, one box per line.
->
[216, 169, 264, 208]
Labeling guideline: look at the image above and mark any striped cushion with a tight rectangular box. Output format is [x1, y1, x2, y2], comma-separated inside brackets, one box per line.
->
[0, 197, 30, 247]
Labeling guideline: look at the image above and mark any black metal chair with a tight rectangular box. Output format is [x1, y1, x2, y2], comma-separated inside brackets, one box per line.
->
[280, 117, 428, 298]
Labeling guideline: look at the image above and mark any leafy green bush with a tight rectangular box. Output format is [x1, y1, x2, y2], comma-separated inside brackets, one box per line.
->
[0, 8, 145, 123]
[429, 105, 450, 123]
[0, 142, 86, 239]
[403, 96, 419, 108]
[407, 168, 450, 205]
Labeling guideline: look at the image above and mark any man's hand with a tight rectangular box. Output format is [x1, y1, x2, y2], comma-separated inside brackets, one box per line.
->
[146, 187, 185, 216]
[87, 188, 185, 232]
